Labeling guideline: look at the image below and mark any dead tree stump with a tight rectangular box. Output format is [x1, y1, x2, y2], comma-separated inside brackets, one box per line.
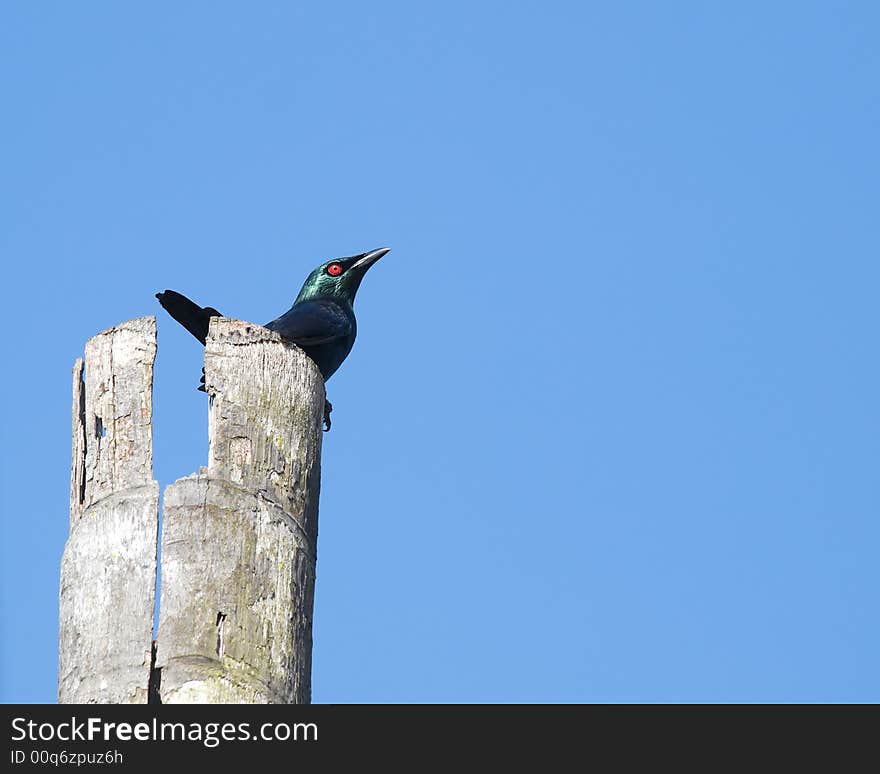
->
[59, 317, 159, 704]
[59, 316, 324, 704]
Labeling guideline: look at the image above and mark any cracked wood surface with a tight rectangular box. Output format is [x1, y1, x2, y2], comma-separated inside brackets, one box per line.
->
[155, 318, 324, 703]
[60, 316, 324, 704]
[59, 316, 159, 703]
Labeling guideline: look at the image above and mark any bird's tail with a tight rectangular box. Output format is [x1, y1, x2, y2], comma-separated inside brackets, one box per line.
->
[155, 290, 222, 345]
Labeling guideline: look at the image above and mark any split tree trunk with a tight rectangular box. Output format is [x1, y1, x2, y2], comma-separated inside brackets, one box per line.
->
[155, 318, 324, 703]
[59, 316, 324, 704]
[59, 317, 159, 704]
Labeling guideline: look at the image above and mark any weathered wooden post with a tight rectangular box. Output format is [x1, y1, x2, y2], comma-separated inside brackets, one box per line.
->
[59, 316, 324, 704]
[155, 318, 324, 703]
[59, 317, 159, 703]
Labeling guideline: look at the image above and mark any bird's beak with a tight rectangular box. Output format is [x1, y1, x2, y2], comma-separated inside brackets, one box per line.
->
[351, 247, 390, 272]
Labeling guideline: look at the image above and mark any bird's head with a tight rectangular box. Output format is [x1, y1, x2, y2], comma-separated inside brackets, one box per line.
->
[295, 247, 390, 305]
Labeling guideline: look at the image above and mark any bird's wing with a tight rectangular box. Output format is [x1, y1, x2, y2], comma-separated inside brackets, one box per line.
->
[264, 299, 352, 346]
[155, 290, 222, 345]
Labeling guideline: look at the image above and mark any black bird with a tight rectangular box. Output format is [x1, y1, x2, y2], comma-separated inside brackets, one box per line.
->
[156, 247, 389, 430]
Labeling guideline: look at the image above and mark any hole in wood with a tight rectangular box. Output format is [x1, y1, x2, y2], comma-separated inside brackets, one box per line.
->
[77, 365, 86, 505]
[216, 612, 227, 658]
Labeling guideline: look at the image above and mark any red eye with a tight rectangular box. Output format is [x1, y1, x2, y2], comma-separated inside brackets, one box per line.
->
[327, 263, 342, 276]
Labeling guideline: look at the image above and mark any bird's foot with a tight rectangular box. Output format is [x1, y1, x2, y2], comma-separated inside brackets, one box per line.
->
[323, 399, 333, 432]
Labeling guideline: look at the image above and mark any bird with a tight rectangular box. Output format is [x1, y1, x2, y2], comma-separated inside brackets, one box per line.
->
[155, 247, 390, 431]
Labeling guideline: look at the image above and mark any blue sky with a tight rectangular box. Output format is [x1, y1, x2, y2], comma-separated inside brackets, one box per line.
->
[1, 2, 878, 703]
